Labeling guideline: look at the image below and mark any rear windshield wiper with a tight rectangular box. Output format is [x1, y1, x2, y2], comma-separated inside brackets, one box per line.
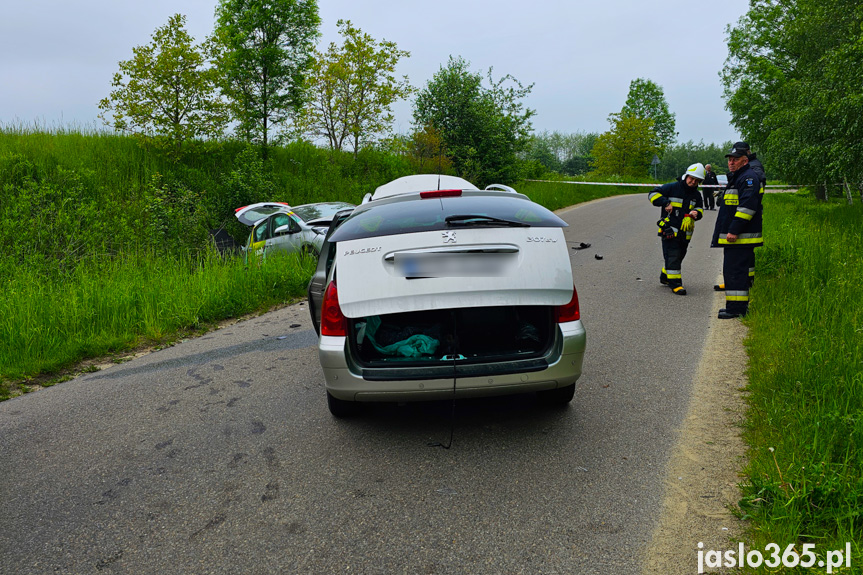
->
[445, 215, 530, 227]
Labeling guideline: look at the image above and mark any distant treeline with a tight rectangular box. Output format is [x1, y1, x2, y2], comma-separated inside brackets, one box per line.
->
[523, 130, 739, 181]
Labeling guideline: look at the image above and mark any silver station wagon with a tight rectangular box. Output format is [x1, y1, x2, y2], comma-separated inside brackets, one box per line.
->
[308, 175, 586, 416]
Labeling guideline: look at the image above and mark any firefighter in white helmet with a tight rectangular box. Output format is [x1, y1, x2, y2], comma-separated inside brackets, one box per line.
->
[648, 163, 705, 295]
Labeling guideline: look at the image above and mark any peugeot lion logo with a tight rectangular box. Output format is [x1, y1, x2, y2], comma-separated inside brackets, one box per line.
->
[442, 231, 457, 243]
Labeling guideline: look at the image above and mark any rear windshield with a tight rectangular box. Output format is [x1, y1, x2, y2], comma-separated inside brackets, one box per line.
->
[329, 195, 566, 242]
[291, 202, 354, 223]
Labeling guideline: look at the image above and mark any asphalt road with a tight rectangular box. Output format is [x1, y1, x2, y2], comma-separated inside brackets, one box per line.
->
[1, 195, 725, 574]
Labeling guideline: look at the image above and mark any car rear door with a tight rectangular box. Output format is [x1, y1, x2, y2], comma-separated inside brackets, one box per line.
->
[335, 227, 573, 319]
[265, 212, 304, 254]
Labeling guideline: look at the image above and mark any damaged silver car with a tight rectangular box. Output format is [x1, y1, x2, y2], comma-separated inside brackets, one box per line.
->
[310, 175, 586, 416]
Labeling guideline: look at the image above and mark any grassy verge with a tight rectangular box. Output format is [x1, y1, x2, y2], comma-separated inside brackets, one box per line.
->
[518, 179, 642, 211]
[739, 192, 862, 568]
[0, 250, 314, 399]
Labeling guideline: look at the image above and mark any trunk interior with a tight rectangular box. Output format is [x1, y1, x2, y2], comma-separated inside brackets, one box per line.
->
[348, 306, 555, 368]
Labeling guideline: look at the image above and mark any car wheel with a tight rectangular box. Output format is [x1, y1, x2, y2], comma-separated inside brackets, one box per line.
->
[301, 244, 319, 259]
[327, 392, 359, 418]
[537, 384, 575, 406]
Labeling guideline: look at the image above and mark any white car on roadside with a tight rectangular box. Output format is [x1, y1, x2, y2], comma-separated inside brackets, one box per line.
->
[235, 201, 354, 259]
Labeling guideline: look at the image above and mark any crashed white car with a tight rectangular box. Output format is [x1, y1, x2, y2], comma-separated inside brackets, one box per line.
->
[235, 201, 354, 258]
[312, 175, 586, 416]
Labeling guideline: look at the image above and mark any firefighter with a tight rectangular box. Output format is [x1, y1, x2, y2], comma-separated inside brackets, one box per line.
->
[710, 142, 763, 319]
[648, 163, 705, 295]
[714, 141, 764, 291]
[702, 164, 718, 210]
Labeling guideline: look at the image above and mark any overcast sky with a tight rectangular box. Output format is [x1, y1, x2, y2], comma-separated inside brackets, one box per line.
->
[0, 0, 749, 145]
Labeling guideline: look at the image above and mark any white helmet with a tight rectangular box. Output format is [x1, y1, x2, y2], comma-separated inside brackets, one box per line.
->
[682, 163, 706, 181]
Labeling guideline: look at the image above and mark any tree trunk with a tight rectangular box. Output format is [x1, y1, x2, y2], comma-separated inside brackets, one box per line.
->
[819, 182, 829, 202]
[844, 181, 854, 205]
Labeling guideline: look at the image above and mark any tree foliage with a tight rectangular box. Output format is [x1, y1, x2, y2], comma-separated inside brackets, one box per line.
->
[590, 112, 659, 179]
[213, 0, 320, 156]
[621, 78, 677, 152]
[98, 14, 227, 156]
[722, 0, 863, 193]
[525, 131, 598, 176]
[298, 20, 413, 156]
[406, 125, 453, 173]
[655, 140, 733, 181]
[413, 56, 534, 186]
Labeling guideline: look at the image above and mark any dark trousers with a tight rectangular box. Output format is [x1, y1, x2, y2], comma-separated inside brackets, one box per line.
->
[723, 247, 754, 314]
[660, 238, 689, 288]
[702, 189, 715, 210]
[748, 249, 756, 285]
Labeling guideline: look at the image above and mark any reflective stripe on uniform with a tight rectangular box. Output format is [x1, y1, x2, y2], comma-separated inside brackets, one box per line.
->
[726, 290, 749, 302]
[718, 232, 763, 245]
[735, 207, 756, 221]
[724, 190, 739, 205]
[749, 267, 756, 277]
[665, 269, 682, 279]
[649, 192, 664, 203]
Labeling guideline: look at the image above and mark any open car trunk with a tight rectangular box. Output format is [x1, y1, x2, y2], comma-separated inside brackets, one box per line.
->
[348, 305, 556, 380]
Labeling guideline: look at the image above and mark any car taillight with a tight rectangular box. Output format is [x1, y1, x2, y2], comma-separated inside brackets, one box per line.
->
[321, 281, 347, 336]
[420, 189, 462, 199]
[554, 286, 580, 322]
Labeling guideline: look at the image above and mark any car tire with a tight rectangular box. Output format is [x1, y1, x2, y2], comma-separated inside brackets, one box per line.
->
[301, 244, 319, 259]
[327, 392, 359, 418]
[537, 384, 575, 406]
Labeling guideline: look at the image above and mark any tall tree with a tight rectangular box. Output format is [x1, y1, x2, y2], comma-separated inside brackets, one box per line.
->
[413, 56, 534, 186]
[98, 14, 227, 156]
[298, 20, 413, 156]
[213, 0, 320, 157]
[590, 112, 659, 178]
[722, 0, 863, 193]
[621, 78, 676, 152]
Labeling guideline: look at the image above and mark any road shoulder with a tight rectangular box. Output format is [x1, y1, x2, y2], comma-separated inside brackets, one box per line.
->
[643, 285, 750, 573]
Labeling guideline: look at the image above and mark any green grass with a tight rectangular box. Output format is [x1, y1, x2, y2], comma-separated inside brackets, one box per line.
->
[518, 179, 642, 211]
[0, 250, 314, 398]
[738, 192, 862, 570]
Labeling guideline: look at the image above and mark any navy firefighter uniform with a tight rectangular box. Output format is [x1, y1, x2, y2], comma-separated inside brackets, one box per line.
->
[711, 152, 763, 317]
[648, 175, 704, 295]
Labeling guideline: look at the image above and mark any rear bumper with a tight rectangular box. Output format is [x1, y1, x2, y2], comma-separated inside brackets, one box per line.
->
[319, 320, 586, 402]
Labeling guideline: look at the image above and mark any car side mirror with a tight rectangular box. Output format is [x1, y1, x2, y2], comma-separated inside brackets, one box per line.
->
[274, 224, 297, 236]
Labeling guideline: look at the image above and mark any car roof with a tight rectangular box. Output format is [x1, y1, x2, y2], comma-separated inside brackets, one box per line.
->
[371, 174, 479, 201]
[291, 202, 355, 223]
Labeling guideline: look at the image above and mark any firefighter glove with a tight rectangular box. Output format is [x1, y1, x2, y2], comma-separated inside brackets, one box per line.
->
[680, 214, 694, 233]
